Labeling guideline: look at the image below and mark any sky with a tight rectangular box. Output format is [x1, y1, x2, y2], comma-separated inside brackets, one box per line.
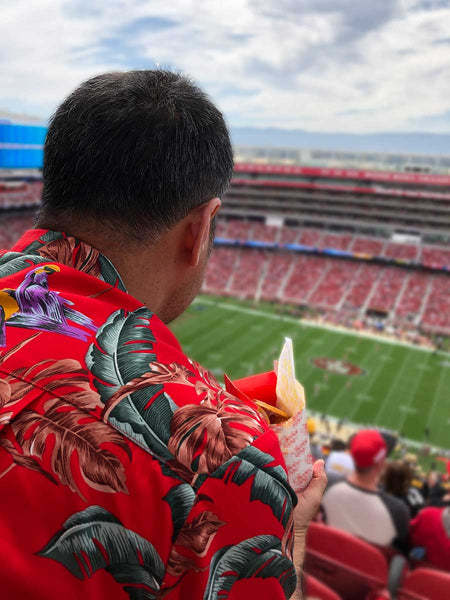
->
[1, 0, 450, 135]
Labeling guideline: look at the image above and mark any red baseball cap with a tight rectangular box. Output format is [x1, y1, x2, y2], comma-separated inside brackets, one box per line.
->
[350, 430, 387, 469]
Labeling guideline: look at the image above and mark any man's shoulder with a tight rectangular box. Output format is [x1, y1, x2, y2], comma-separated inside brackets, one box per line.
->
[379, 489, 411, 526]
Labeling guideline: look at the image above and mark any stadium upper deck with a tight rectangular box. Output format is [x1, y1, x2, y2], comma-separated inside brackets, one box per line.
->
[223, 148, 450, 243]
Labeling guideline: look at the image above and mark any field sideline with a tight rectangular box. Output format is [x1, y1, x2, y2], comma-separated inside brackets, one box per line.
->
[170, 295, 450, 450]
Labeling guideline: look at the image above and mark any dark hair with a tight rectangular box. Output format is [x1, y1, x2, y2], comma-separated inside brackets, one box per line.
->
[382, 461, 413, 497]
[330, 439, 347, 451]
[39, 70, 233, 240]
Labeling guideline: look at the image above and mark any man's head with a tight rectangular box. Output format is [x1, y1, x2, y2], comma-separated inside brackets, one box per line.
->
[350, 429, 388, 478]
[38, 70, 233, 321]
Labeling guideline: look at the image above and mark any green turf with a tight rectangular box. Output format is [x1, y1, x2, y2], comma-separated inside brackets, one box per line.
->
[170, 295, 450, 450]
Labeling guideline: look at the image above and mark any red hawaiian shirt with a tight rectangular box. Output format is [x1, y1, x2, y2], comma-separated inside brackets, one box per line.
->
[0, 229, 297, 600]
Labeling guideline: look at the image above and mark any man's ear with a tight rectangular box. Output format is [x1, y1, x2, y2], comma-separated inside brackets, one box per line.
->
[186, 198, 221, 267]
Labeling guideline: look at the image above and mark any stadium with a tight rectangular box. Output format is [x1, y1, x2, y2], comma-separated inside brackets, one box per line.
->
[1, 116, 449, 597]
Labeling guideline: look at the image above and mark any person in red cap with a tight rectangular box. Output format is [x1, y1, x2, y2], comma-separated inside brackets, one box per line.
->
[321, 429, 410, 552]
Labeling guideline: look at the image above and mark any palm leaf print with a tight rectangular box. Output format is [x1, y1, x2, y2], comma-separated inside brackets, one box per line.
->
[86, 308, 178, 461]
[38, 505, 165, 600]
[203, 535, 296, 600]
[199, 445, 296, 528]
[0, 339, 130, 497]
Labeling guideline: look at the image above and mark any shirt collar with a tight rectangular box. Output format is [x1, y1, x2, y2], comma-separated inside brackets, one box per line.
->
[11, 229, 127, 292]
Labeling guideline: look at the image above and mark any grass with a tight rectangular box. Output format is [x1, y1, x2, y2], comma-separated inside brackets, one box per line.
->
[170, 295, 450, 451]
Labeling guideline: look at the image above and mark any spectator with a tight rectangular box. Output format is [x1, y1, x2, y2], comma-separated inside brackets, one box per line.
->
[426, 471, 450, 507]
[325, 439, 354, 481]
[382, 461, 425, 517]
[0, 71, 326, 600]
[321, 429, 410, 553]
[410, 506, 450, 571]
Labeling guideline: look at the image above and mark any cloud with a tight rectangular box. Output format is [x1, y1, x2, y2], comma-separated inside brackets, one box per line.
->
[1, 0, 449, 134]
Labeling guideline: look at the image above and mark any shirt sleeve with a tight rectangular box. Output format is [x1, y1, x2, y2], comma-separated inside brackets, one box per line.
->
[161, 430, 298, 599]
[381, 492, 411, 554]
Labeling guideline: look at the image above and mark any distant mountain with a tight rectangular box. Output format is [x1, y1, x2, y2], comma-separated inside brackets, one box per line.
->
[231, 127, 450, 156]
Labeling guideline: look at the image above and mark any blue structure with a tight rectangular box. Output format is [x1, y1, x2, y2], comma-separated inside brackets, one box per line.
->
[0, 122, 46, 168]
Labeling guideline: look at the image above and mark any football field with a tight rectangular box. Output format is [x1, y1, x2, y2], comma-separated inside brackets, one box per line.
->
[171, 295, 450, 450]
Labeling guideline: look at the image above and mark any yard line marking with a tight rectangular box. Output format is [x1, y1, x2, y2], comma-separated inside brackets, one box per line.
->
[331, 340, 387, 420]
[194, 297, 450, 357]
[373, 350, 417, 428]
[398, 406, 418, 414]
[425, 360, 449, 434]
[395, 360, 430, 434]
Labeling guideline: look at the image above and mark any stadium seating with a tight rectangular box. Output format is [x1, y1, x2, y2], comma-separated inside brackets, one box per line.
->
[0, 182, 42, 209]
[260, 253, 294, 301]
[250, 222, 279, 243]
[368, 268, 406, 312]
[396, 273, 429, 318]
[226, 219, 253, 241]
[304, 574, 342, 600]
[350, 236, 385, 256]
[320, 233, 353, 251]
[279, 225, 301, 244]
[304, 522, 390, 600]
[284, 255, 326, 303]
[229, 249, 267, 298]
[341, 263, 382, 310]
[384, 242, 419, 262]
[309, 260, 360, 308]
[203, 247, 238, 294]
[299, 228, 322, 246]
[0, 212, 36, 249]
[396, 568, 450, 600]
[421, 275, 450, 332]
[421, 245, 450, 269]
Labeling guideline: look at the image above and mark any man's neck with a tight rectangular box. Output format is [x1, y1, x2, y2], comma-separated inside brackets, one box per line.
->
[34, 220, 174, 319]
[347, 472, 379, 492]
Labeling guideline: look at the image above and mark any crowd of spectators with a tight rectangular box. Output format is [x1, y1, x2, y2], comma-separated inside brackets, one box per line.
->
[216, 218, 450, 269]
[307, 418, 450, 578]
[203, 246, 449, 341]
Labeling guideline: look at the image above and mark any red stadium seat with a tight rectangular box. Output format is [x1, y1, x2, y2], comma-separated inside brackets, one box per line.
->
[305, 574, 342, 600]
[396, 568, 450, 600]
[304, 522, 390, 600]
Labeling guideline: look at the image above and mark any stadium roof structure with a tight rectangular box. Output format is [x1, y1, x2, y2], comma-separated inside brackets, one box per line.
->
[234, 145, 450, 176]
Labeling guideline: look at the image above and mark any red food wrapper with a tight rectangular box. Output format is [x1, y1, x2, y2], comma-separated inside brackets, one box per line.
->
[225, 338, 313, 493]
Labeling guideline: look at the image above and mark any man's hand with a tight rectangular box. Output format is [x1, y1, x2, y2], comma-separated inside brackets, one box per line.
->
[291, 460, 327, 600]
[295, 459, 327, 533]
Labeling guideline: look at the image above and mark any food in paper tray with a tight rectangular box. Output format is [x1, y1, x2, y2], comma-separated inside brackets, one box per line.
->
[225, 338, 313, 493]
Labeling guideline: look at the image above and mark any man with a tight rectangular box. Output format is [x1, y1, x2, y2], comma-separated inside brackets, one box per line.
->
[321, 429, 410, 552]
[0, 71, 326, 599]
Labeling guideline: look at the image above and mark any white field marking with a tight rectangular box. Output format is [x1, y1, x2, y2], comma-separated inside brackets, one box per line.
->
[396, 354, 442, 436]
[189, 310, 255, 357]
[326, 339, 382, 418]
[180, 311, 239, 349]
[378, 355, 394, 362]
[356, 393, 373, 402]
[426, 358, 450, 431]
[396, 351, 442, 433]
[194, 297, 450, 357]
[373, 354, 420, 431]
[398, 406, 418, 414]
[416, 364, 431, 371]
